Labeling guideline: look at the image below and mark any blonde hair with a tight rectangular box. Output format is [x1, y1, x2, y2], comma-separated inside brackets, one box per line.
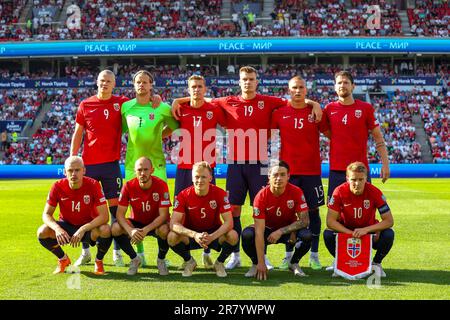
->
[192, 161, 213, 175]
[188, 75, 206, 85]
[346, 161, 368, 176]
[239, 66, 258, 75]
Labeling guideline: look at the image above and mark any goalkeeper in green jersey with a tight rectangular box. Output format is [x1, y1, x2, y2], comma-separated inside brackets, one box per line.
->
[121, 70, 179, 264]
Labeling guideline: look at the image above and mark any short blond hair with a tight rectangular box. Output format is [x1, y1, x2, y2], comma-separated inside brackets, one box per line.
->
[346, 161, 368, 176]
[239, 66, 257, 75]
[188, 75, 206, 86]
[192, 161, 213, 175]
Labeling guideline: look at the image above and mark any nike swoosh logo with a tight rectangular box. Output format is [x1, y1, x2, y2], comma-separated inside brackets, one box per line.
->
[188, 206, 197, 210]
[344, 203, 352, 207]
[267, 206, 275, 210]
[182, 114, 191, 117]
[131, 198, 139, 201]
[282, 116, 290, 119]
[88, 109, 97, 113]
[61, 197, 69, 201]
[331, 112, 338, 115]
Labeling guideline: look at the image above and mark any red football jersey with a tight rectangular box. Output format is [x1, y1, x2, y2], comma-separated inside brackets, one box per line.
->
[323, 99, 379, 171]
[118, 176, 171, 225]
[253, 183, 309, 231]
[271, 104, 329, 175]
[213, 94, 286, 161]
[173, 185, 231, 232]
[75, 95, 129, 165]
[47, 176, 107, 226]
[177, 101, 226, 169]
[328, 182, 387, 230]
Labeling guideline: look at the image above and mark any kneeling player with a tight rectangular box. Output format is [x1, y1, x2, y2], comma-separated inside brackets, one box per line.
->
[37, 156, 112, 275]
[242, 160, 312, 280]
[168, 161, 238, 277]
[111, 157, 171, 276]
[323, 161, 394, 278]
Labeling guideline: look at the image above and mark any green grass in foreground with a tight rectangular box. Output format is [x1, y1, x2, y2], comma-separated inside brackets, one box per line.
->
[0, 178, 449, 300]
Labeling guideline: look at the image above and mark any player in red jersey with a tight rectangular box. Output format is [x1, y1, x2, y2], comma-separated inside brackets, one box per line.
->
[324, 162, 394, 278]
[111, 157, 171, 276]
[271, 76, 330, 271]
[322, 71, 390, 204]
[174, 74, 226, 268]
[71, 69, 129, 267]
[168, 161, 238, 277]
[37, 156, 112, 275]
[242, 160, 311, 280]
[172, 66, 322, 270]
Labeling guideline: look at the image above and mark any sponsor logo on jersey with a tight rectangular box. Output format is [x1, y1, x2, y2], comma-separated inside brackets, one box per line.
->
[206, 111, 213, 120]
[209, 200, 217, 209]
[258, 101, 264, 109]
[113, 103, 120, 111]
[347, 237, 361, 258]
[364, 200, 370, 209]
[83, 195, 90, 204]
[355, 110, 362, 118]
[153, 193, 159, 202]
[253, 207, 260, 216]
[329, 196, 335, 205]
[287, 200, 294, 209]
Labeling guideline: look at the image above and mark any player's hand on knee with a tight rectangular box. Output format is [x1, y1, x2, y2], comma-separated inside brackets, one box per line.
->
[267, 230, 282, 244]
[70, 229, 85, 247]
[55, 228, 71, 246]
[130, 229, 145, 244]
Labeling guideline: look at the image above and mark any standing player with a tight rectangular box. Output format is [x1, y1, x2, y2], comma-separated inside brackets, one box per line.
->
[323, 70, 390, 203]
[71, 69, 128, 267]
[111, 157, 171, 276]
[174, 75, 226, 268]
[172, 66, 322, 270]
[168, 161, 238, 277]
[242, 160, 312, 280]
[121, 70, 179, 264]
[37, 156, 112, 275]
[271, 76, 329, 270]
[324, 162, 394, 277]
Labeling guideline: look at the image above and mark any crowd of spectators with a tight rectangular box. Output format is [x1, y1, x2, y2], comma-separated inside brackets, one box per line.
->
[268, 0, 402, 37]
[2, 0, 449, 40]
[0, 89, 46, 121]
[408, 0, 449, 37]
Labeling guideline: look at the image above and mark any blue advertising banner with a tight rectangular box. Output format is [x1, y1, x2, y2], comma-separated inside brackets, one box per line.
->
[0, 38, 449, 58]
[0, 76, 442, 89]
[0, 120, 29, 133]
[1, 164, 449, 179]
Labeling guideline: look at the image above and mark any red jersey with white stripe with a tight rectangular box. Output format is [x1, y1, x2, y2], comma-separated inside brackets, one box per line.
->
[271, 104, 329, 175]
[75, 95, 129, 165]
[47, 176, 107, 226]
[173, 185, 231, 232]
[177, 102, 226, 169]
[118, 177, 171, 225]
[213, 94, 286, 162]
[323, 99, 379, 171]
[253, 183, 309, 230]
[328, 182, 387, 229]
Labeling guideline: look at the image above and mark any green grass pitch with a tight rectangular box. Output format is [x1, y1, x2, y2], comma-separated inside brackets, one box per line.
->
[0, 178, 449, 300]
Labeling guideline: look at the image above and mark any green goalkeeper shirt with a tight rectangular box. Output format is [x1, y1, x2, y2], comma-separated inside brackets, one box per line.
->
[121, 99, 179, 181]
